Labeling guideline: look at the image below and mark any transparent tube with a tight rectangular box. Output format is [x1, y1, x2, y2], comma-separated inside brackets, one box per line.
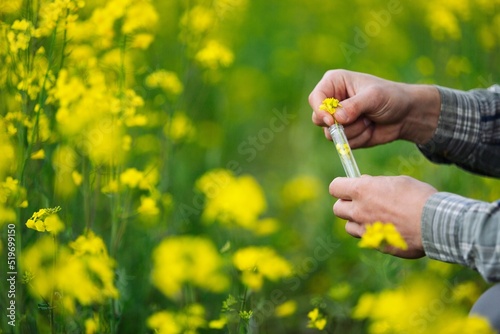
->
[329, 123, 361, 178]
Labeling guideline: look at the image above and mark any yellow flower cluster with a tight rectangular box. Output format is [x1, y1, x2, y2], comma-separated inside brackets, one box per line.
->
[353, 276, 495, 334]
[281, 174, 321, 208]
[319, 97, 342, 115]
[25, 206, 64, 234]
[196, 169, 279, 234]
[0, 177, 27, 227]
[232, 246, 293, 291]
[147, 304, 206, 334]
[178, 1, 244, 73]
[151, 236, 229, 299]
[358, 221, 408, 251]
[145, 70, 183, 96]
[21, 231, 119, 314]
[307, 308, 327, 331]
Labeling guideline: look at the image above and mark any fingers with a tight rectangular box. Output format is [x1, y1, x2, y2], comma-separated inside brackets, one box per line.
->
[345, 221, 364, 238]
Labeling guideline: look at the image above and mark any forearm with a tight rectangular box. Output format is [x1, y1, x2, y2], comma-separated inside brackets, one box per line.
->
[418, 85, 500, 177]
[422, 192, 500, 282]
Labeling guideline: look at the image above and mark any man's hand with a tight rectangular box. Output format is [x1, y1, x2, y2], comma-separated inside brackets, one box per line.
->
[309, 69, 441, 147]
[329, 175, 438, 259]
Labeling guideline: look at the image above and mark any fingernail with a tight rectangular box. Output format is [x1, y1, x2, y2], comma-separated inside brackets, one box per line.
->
[363, 118, 372, 127]
[323, 116, 333, 127]
[334, 108, 347, 123]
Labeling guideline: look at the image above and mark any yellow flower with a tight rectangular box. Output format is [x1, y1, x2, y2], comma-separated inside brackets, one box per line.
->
[281, 175, 321, 207]
[275, 300, 297, 318]
[232, 246, 292, 291]
[319, 97, 342, 115]
[145, 70, 183, 96]
[147, 311, 181, 334]
[30, 149, 45, 160]
[120, 168, 144, 188]
[25, 206, 64, 234]
[208, 317, 228, 329]
[21, 233, 118, 314]
[147, 305, 206, 334]
[85, 313, 100, 334]
[195, 40, 234, 70]
[196, 169, 271, 232]
[307, 308, 327, 330]
[122, 1, 158, 34]
[163, 112, 195, 142]
[151, 236, 229, 299]
[358, 221, 408, 251]
[131, 33, 154, 49]
[137, 196, 160, 217]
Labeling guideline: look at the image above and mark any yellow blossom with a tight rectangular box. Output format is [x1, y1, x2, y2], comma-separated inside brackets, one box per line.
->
[21, 233, 118, 314]
[275, 300, 297, 318]
[147, 304, 206, 334]
[164, 111, 195, 142]
[122, 0, 158, 34]
[358, 221, 408, 251]
[353, 275, 496, 334]
[137, 196, 160, 217]
[85, 313, 100, 334]
[131, 33, 154, 49]
[319, 97, 342, 115]
[30, 149, 45, 160]
[196, 169, 269, 231]
[0, 0, 22, 14]
[145, 70, 183, 96]
[120, 168, 144, 188]
[208, 317, 228, 329]
[195, 40, 234, 70]
[281, 175, 322, 207]
[307, 308, 327, 330]
[180, 5, 216, 36]
[232, 246, 292, 291]
[151, 236, 229, 299]
[25, 206, 64, 234]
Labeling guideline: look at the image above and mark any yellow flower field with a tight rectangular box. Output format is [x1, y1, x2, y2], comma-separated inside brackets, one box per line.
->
[1, 0, 500, 333]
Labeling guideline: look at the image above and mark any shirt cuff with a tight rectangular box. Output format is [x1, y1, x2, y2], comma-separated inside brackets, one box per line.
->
[418, 86, 480, 165]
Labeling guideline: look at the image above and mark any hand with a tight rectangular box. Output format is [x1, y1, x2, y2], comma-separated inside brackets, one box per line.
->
[329, 175, 437, 259]
[309, 69, 441, 147]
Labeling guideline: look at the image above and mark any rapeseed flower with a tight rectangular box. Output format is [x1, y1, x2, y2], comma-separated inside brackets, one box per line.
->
[21, 232, 118, 314]
[196, 169, 275, 233]
[122, 0, 158, 34]
[307, 308, 327, 330]
[195, 40, 234, 70]
[151, 236, 229, 299]
[358, 221, 408, 251]
[319, 97, 342, 115]
[147, 304, 206, 334]
[145, 70, 183, 96]
[281, 174, 322, 207]
[232, 246, 292, 291]
[352, 275, 495, 334]
[163, 111, 195, 142]
[25, 206, 64, 234]
[275, 300, 297, 318]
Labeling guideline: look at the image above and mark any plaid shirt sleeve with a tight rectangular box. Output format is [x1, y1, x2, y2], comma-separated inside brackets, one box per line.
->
[419, 85, 500, 282]
[418, 85, 500, 177]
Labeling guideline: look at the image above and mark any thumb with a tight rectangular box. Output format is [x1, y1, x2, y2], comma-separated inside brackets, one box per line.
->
[335, 93, 372, 124]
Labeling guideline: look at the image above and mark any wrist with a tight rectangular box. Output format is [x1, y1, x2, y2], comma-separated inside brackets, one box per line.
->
[400, 84, 441, 144]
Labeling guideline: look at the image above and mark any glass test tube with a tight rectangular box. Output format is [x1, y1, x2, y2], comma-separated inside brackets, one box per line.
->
[329, 123, 361, 178]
